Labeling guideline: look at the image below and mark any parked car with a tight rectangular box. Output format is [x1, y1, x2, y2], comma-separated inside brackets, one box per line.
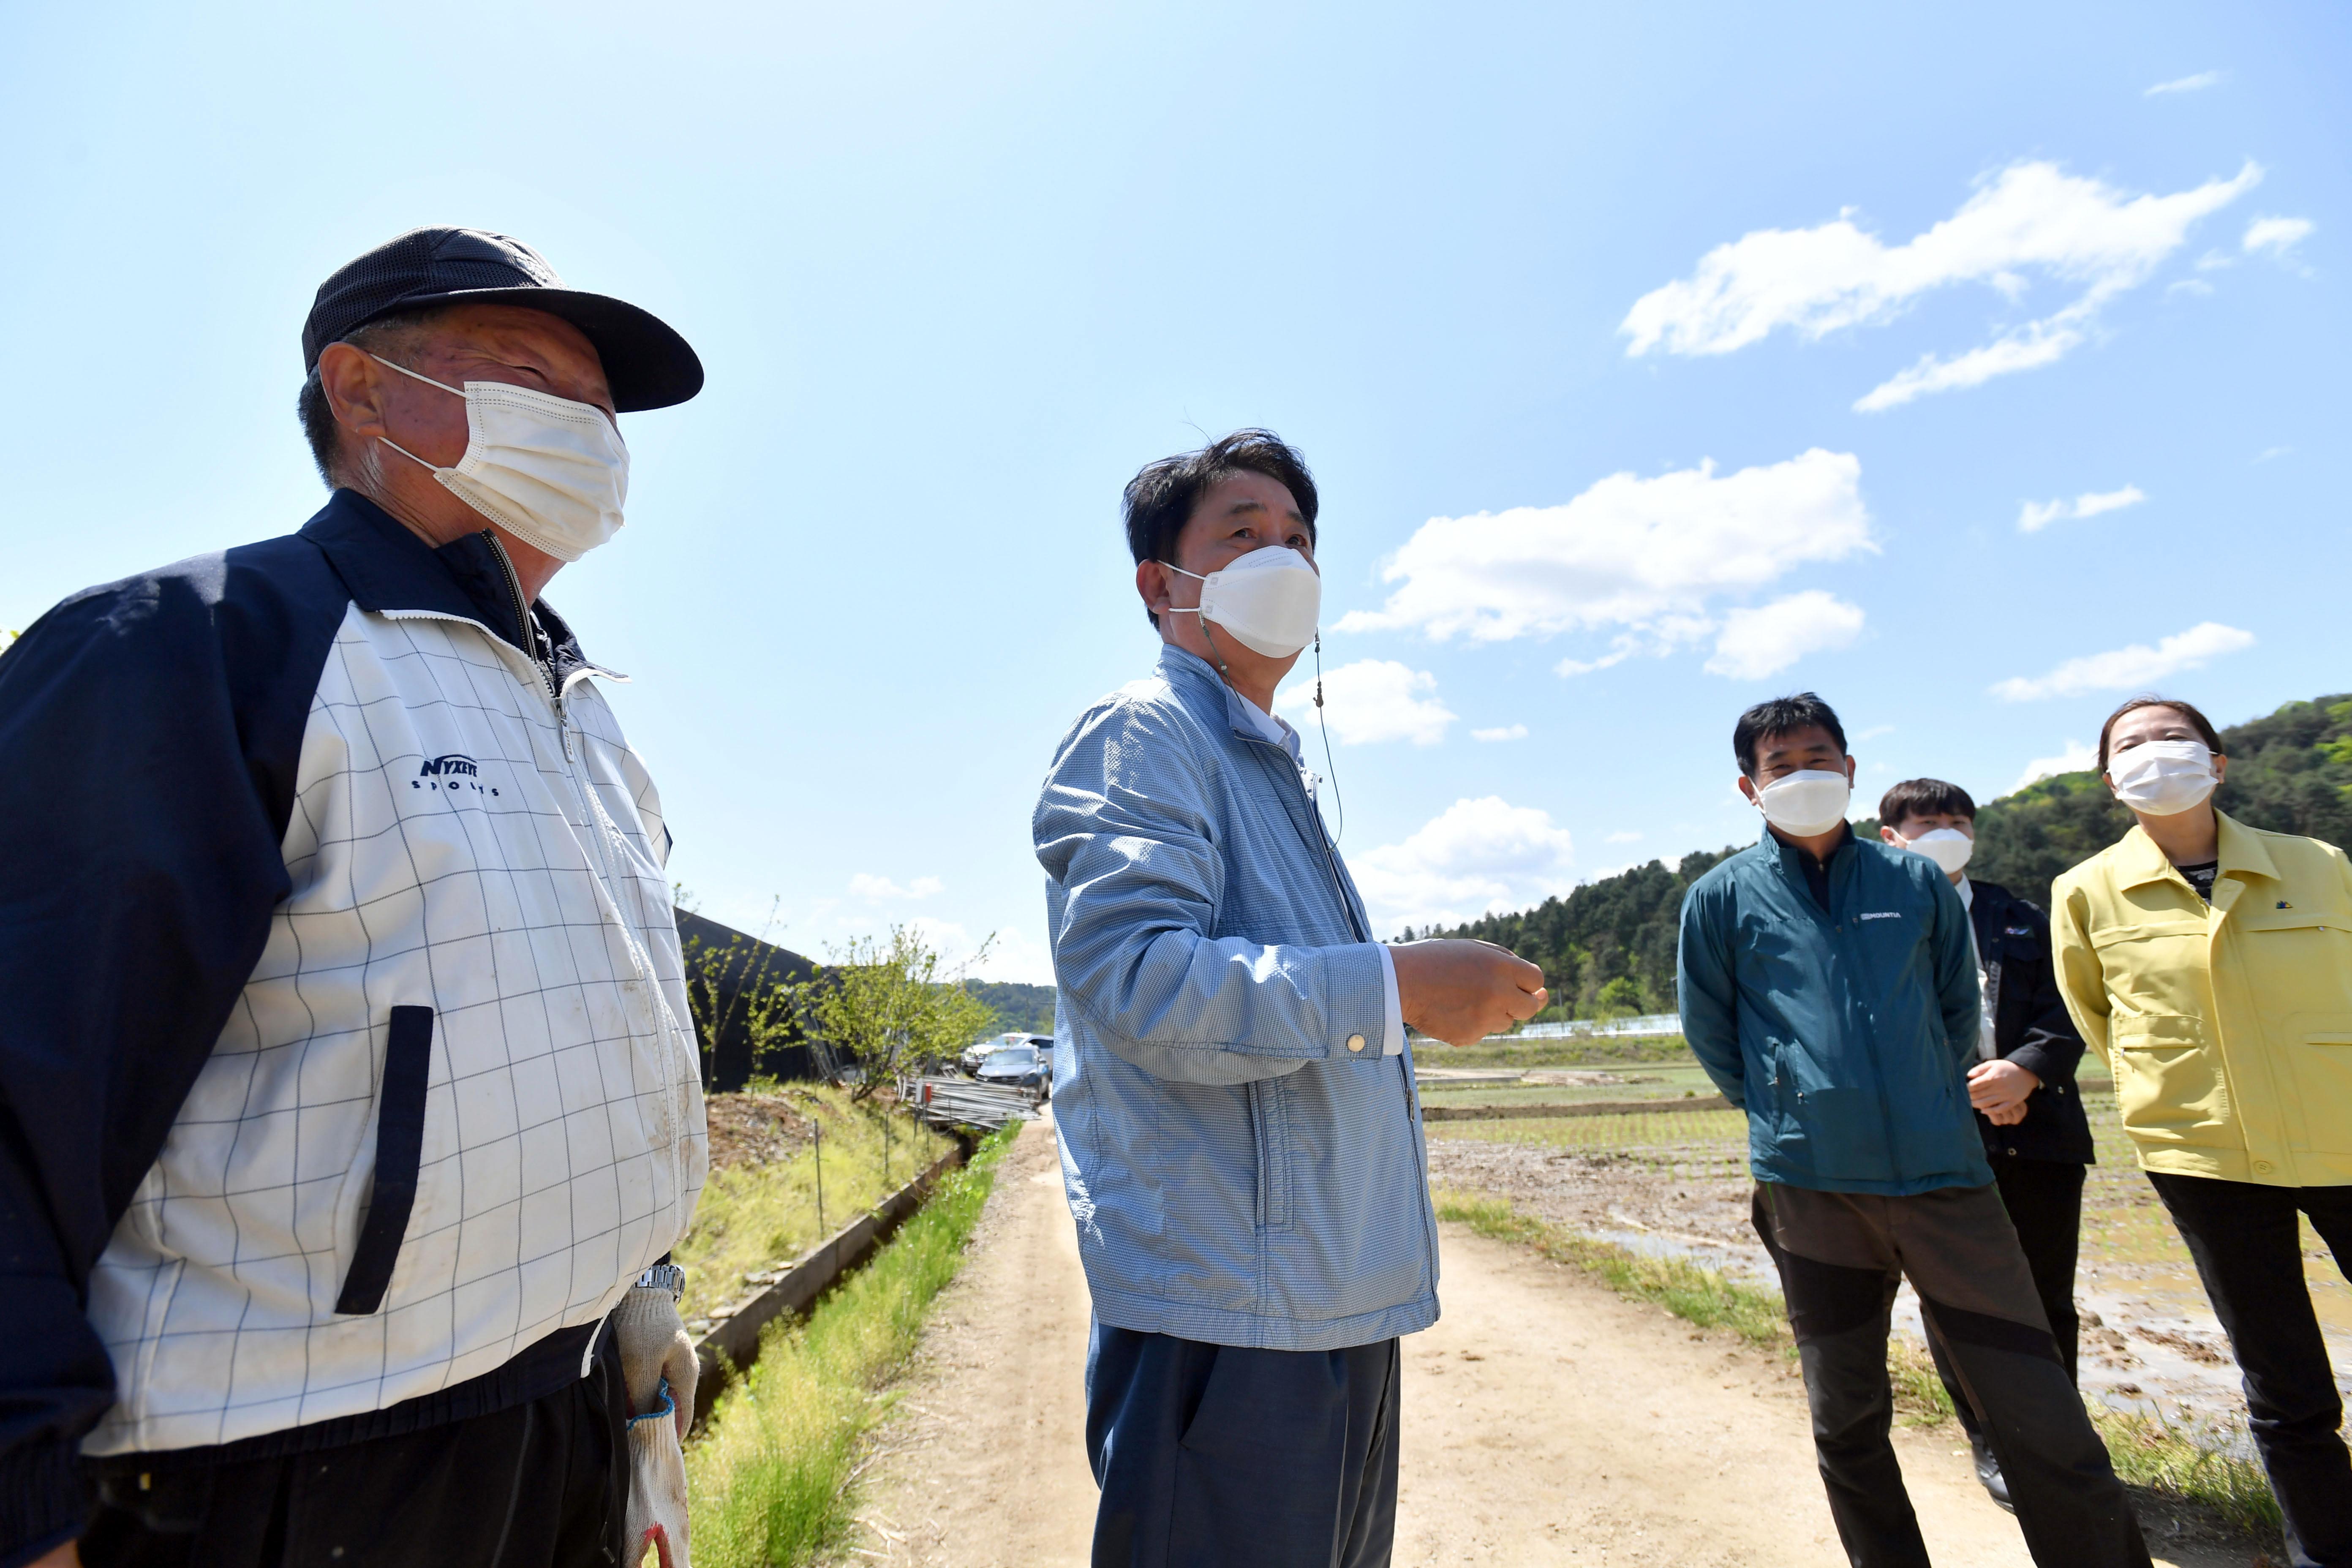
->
[975, 1043, 1048, 1092]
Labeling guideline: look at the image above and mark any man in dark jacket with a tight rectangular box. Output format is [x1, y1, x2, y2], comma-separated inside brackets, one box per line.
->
[1677, 694, 2145, 1568]
[1877, 778, 2096, 1514]
[0, 229, 708, 1568]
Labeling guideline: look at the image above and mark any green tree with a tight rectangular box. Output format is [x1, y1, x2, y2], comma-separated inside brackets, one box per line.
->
[792, 926, 997, 1100]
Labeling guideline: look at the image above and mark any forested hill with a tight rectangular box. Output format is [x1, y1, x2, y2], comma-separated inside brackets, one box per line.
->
[1409, 693, 2352, 1020]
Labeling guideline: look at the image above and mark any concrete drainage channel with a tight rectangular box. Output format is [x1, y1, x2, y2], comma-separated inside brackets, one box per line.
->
[689, 1138, 974, 1428]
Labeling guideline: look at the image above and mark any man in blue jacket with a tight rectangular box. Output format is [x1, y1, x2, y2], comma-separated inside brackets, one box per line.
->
[1034, 430, 1547, 1568]
[1677, 695, 2146, 1568]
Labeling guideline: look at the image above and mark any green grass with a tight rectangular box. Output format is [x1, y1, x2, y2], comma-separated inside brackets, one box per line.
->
[685, 1125, 1016, 1568]
[2092, 1405, 2283, 1537]
[1435, 1187, 1790, 1351]
[1438, 1185, 2284, 1540]
[674, 1086, 956, 1324]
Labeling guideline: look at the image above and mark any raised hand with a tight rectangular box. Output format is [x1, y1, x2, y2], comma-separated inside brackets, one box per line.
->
[1389, 939, 1549, 1048]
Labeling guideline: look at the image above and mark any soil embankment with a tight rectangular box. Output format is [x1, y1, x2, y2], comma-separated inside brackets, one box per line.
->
[836, 1118, 2246, 1567]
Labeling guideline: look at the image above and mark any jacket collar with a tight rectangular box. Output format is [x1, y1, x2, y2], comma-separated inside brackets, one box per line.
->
[1759, 818, 1856, 870]
[2112, 809, 2277, 891]
[300, 489, 596, 671]
[1156, 643, 1283, 745]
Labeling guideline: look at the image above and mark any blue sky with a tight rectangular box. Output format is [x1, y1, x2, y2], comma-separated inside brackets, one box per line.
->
[3, 2, 2344, 983]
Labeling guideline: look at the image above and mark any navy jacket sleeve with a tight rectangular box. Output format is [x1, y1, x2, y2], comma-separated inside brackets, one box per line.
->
[1926, 870, 1980, 1072]
[1676, 877, 1745, 1108]
[2001, 898, 2083, 1089]
[0, 539, 344, 1567]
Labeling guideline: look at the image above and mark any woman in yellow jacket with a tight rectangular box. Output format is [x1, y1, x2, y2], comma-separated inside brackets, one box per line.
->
[2052, 695, 2352, 1568]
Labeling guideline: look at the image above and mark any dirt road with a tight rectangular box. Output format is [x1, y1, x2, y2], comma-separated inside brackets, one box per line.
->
[836, 1119, 2246, 1567]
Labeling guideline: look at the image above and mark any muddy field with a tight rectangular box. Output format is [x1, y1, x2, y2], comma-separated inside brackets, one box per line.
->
[1421, 1085, 2352, 1442]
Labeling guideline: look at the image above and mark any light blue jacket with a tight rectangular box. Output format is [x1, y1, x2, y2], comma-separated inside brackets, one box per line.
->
[1034, 645, 1440, 1350]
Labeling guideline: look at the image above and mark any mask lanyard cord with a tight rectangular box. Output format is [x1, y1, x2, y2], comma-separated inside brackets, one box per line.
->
[1312, 632, 1343, 844]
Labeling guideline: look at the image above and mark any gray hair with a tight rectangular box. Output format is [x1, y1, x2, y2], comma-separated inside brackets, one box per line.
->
[296, 304, 455, 487]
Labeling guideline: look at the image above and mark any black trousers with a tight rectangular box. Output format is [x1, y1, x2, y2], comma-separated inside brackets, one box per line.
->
[2148, 1172, 2352, 1568]
[79, 1341, 629, 1568]
[1932, 1157, 2085, 1435]
[1753, 1182, 2148, 1568]
[1085, 1320, 1399, 1568]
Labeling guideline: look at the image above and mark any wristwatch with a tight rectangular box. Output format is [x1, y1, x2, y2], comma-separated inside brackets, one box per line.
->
[634, 1263, 685, 1301]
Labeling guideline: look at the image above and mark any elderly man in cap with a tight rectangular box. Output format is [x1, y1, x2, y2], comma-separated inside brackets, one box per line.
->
[0, 227, 709, 1568]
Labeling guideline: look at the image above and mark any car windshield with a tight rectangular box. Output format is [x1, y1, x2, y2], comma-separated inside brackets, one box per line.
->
[981, 1049, 1035, 1072]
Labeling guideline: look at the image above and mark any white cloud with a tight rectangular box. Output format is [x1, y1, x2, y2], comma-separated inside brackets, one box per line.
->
[2244, 215, 2314, 257]
[2256, 445, 2292, 463]
[1274, 659, 1454, 745]
[1350, 797, 1576, 934]
[849, 872, 944, 901]
[1470, 724, 1528, 742]
[2012, 739, 2099, 792]
[1604, 830, 1644, 844]
[2145, 71, 2223, 96]
[2017, 484, 2148, 532]
[1991, 622, 2255, 701]
[1621, 160, 2261, 411]
[1338, 450, 1872, 677]
[901, 917, 1056, 986]
[1704, 591, 1867, 680]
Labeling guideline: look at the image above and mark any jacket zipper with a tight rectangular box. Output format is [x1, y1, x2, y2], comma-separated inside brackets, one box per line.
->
[483, 531, 574, 765]
[1244, 732, 1438, 1285]
[385, 570, 689, 1190]
[1249, 739, 1369, 943]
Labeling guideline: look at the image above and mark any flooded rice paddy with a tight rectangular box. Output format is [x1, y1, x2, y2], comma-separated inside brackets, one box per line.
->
[1417, 1057, 2352, 1451]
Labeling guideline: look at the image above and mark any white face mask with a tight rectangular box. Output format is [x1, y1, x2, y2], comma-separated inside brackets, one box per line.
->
[2108, 739, 2219, 817]
[1752, 769, 1852, 838]
[1161, 546, 1322, 659]
[1899, 826, 1975, 875]
[369, 354, 629, 563]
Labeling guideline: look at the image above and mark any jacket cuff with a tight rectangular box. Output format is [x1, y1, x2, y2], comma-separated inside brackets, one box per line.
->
[1375, 946, 1405, 1056]
[1323, 944, 1392, 1060]
[2006, 1042, 2058, 1086]
[2, 1438, 87, 1568]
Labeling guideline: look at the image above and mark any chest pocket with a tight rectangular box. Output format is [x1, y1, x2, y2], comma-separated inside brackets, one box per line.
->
[2109, 1013, 2236, 1148]
[2090, 919, 2211, 1018]
[2235, 913, 2352, 1020]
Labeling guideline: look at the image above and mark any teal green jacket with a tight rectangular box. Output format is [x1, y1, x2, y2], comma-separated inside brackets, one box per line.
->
[1677, 825, 1990, 1195]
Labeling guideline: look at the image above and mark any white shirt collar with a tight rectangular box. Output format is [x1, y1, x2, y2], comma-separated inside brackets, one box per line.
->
[1957, 874, 1974, 910]
[1232, 689, 1303, 763]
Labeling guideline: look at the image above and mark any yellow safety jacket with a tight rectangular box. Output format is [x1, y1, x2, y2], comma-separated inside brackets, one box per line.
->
[2052, 811, 2352, 1186]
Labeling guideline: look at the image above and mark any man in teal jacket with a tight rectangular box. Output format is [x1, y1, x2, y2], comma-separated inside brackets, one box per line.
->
[1677, 694, 2147, 1568]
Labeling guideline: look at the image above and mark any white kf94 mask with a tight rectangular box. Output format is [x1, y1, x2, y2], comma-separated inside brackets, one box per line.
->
[370, 353, 629, 562]
[1752, 770, 1852, 838]
[1900, 827, 1975, 875]
[2107, 740, 2219, 817]
[1160, 546, 1322, 659]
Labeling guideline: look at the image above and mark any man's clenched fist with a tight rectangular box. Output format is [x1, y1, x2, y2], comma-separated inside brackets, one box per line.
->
[1388, 939, 1548, 1047]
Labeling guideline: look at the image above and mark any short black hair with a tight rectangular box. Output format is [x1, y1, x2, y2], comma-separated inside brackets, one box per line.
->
[1878, 777, 1976, 830]
[295, 304, 455, 487]
[1123, 429, 1318, 627]
[1732, 692, 1848, 777]
[2097, 694, 2224, 771]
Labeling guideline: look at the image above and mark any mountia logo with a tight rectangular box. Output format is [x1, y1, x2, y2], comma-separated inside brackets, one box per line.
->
[414, 754, 498, 795]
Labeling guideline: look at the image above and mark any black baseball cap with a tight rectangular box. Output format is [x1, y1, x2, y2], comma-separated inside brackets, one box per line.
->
[302, 227, 703, 412]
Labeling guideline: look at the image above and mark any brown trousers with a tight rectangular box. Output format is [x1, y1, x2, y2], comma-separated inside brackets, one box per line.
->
[1753, 1181, 2148, 1568]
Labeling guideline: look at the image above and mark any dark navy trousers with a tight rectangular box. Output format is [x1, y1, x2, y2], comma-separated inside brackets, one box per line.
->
[1085, 1321, 1400, 1568]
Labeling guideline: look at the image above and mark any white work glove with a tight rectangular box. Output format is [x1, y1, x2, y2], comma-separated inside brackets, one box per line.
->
[614, 1284, 698, 1568]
